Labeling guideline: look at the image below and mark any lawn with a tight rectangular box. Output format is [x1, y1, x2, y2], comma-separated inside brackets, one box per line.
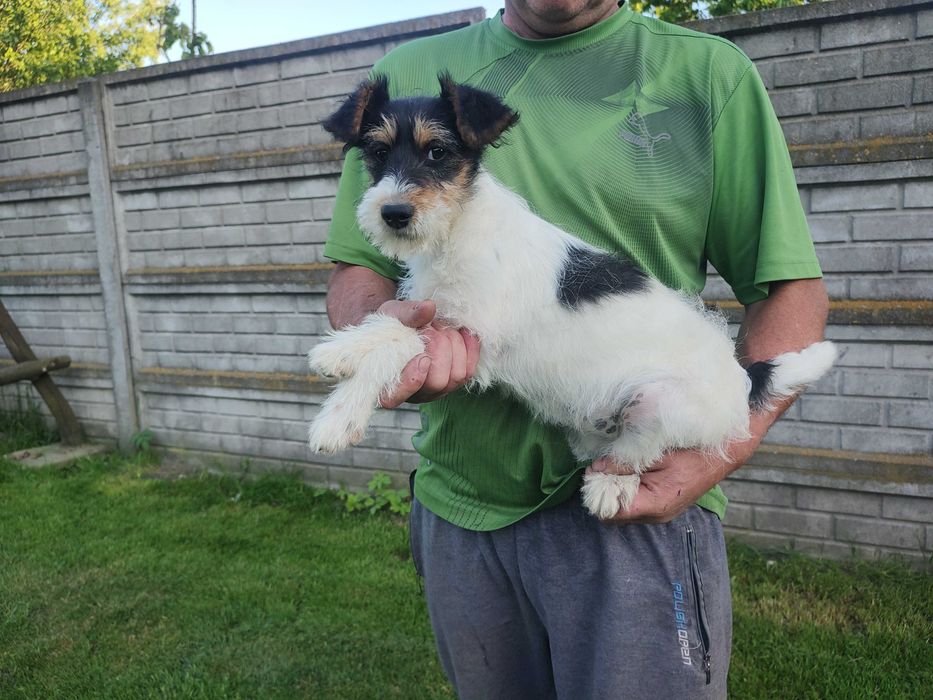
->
[0, 423, 930, 698]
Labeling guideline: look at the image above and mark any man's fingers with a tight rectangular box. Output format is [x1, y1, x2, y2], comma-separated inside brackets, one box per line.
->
[380, 354, 431, 408]
[421, 329, 453, 396]
[607, 479, 675, 524]
[446, 328, 469, 391]
[378, 299, 437, 329]
[460, 328, 481, 379]
[374, 318, 481, 408]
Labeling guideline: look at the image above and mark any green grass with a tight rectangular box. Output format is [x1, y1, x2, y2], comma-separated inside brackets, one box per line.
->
[0, 440, 929, 697]
[0, 455, 451, 699]
[728, 543, 931, 699]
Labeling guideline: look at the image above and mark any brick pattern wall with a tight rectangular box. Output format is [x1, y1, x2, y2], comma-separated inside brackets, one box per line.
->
[751, 6, 933, 304]
[723, 479, 932, 560]
[1, 1, 930, 563]
[0, 195, 98, 272]
[108, 52, 370, 167]
[0, 93, 85, 181]
[120, 181, 335, 270]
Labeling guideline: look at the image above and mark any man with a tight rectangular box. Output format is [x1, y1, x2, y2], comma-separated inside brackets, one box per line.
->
[323, 1, 829, 697]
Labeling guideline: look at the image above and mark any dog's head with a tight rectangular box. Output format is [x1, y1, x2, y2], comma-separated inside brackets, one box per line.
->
[323, 74, 519, 259]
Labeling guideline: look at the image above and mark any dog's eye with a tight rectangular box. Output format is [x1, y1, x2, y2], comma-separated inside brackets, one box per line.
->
[427, 147, 447, 162]
[372, 146, 389, 163]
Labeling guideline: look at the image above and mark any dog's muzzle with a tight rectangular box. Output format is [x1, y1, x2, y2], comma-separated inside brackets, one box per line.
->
[381, 203, 413, 230]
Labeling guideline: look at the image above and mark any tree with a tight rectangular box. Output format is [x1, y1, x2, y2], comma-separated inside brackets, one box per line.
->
[157, 0, 212, 61]
[0, 0, 211, 93]
[630, 0, 823, 24]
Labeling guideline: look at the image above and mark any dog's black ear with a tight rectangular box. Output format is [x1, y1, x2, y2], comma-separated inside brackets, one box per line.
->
[438, 73, 519, 149]
[323, 75, 390, 149]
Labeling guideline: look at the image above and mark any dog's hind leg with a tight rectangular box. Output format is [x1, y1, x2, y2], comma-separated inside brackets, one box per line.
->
[308, 314, 424, 452]
[581, 471, 641, 520]
[578, 384, 667, 519]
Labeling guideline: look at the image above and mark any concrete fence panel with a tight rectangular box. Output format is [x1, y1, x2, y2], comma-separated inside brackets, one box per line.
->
[1, 1, 930, 564]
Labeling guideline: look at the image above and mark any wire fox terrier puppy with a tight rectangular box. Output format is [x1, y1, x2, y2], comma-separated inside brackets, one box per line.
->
[308, 74, 836, 519]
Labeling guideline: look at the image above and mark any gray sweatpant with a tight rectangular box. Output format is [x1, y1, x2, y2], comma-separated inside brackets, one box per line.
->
[409, 492, 731, 699]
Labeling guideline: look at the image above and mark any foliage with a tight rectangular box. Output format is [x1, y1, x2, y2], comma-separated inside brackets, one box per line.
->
[0, 0, 212, 93]
[130, 427, 154, 453]
[0, 0, 161, 91]
[630, 0, 823, 24]
[157, 0, 212, 60]
[338, 472, 412, 517]
[0, 390, 57, 454]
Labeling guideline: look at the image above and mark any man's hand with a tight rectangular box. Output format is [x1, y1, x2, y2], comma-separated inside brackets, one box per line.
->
[591, 410, 769, 523]
[592, 451, 724, 524]
[325, 264, 481, 408]
[376, 299, 481, 408]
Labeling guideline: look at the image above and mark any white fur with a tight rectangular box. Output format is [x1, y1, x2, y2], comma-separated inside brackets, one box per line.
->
[308, 313, 424, 453]
[308, 170, 836, 518]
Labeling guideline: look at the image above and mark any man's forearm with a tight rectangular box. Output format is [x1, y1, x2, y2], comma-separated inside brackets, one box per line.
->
[736, 278, 829, 365]
[326, 262, 398, 329]
[729, 277, 830, 464]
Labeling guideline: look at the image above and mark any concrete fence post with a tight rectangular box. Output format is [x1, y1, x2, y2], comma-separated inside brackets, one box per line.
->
[78, 79, 140, 450]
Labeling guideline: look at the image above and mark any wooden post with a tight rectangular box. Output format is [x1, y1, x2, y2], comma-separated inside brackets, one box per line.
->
[0, 300, 84, 445]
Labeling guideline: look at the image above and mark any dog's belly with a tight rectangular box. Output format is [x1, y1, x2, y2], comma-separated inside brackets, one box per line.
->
[481, 289, 753, 467]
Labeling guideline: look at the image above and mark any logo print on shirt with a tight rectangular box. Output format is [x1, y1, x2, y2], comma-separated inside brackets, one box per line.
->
[619, 110, 671, 157]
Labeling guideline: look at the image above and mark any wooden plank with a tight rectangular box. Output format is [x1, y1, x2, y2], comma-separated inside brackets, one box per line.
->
[0, 300, 84, 445]
[0, 356, 71, 386]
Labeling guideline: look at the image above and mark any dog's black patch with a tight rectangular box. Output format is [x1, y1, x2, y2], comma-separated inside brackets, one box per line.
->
[439, 72, 519, 149]
[323, 76, 390, 149]
[746, 361, 776, 411]
[557, 245, 649, 309]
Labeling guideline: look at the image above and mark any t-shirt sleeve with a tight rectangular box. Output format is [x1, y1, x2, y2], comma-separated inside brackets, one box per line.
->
[705, 62, 823, 305]
[322, 137, 404, 281]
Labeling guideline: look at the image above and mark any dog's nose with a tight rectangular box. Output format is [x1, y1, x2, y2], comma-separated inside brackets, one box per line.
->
[381, 203, 413, 229]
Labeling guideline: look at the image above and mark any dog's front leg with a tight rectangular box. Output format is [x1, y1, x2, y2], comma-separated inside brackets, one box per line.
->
[308, 314, 425, 452]
[581, 471, 642, 519]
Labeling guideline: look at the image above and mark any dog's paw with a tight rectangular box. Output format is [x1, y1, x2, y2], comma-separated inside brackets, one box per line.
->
[308, 336, 358, 379]
[581, 472, 641, 519]
[308, 408, 366, 453]
[307, 380, 375, 453]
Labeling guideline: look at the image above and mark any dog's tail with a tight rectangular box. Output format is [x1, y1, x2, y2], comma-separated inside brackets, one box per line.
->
[746, 340, 837, 411]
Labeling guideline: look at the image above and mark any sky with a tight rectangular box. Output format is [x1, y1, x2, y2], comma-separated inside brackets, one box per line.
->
[172, 1, 504, 56]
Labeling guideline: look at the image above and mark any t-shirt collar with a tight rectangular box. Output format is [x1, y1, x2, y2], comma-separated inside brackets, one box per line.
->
[487, 2, 634, 53]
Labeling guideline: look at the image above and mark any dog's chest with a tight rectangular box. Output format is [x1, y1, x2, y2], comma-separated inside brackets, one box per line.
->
[402, 262, 504, 338]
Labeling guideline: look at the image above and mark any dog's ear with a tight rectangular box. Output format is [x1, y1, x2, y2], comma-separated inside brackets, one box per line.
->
[438, 73, 519, 150]
[323, 75, 390, 149]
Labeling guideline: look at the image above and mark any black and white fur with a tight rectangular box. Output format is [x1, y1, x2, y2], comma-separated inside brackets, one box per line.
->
[309, 75, 837, 519]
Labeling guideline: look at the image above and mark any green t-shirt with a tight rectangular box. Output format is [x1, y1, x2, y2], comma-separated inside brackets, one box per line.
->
[323, 5, 822, 531]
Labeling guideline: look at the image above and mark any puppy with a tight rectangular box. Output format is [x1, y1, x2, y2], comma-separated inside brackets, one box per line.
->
[308, 74, 836, 519]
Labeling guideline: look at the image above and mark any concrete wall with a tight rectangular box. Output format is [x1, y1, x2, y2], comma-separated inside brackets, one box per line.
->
[684, 0, 933, 564]
[1, 0, 930, 564]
